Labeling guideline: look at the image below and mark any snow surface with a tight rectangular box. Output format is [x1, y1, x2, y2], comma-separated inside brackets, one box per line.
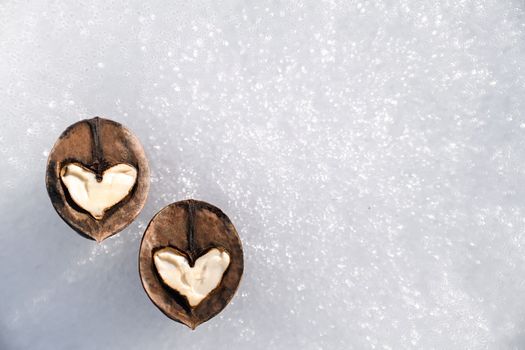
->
[1, 1, 525, 349]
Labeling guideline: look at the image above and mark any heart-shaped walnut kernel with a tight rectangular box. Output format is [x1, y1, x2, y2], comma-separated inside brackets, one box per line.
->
[139, 200, 243, 329]
[154, 247, 230, 307]
[46, 117, 149, 242]
[60, 163, 137, 220]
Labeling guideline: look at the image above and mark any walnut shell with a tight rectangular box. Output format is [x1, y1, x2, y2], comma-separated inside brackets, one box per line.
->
[139, 200, 244, 329]
[46, 117, 150, 242]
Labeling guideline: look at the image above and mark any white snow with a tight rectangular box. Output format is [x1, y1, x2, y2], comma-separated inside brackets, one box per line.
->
[1, 0, 525, 349]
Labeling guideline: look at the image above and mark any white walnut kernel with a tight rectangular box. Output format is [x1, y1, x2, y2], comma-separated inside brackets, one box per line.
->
[154, 248, 230, 307]
[60, 163, 137, 220]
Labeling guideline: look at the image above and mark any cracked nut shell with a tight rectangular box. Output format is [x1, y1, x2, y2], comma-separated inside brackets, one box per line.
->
[46, 117, 150, 242]
[139, 199, 244, 329]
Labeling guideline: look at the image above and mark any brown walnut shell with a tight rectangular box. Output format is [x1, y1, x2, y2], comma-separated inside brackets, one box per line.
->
[139, 199, 244, 329]
[45, 117, 150, 242]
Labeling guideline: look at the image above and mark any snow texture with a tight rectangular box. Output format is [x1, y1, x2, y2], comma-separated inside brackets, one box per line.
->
[1, 1, 525, 349]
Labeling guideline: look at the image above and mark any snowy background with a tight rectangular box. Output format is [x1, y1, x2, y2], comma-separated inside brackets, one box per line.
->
[1, 0, 525, 349]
